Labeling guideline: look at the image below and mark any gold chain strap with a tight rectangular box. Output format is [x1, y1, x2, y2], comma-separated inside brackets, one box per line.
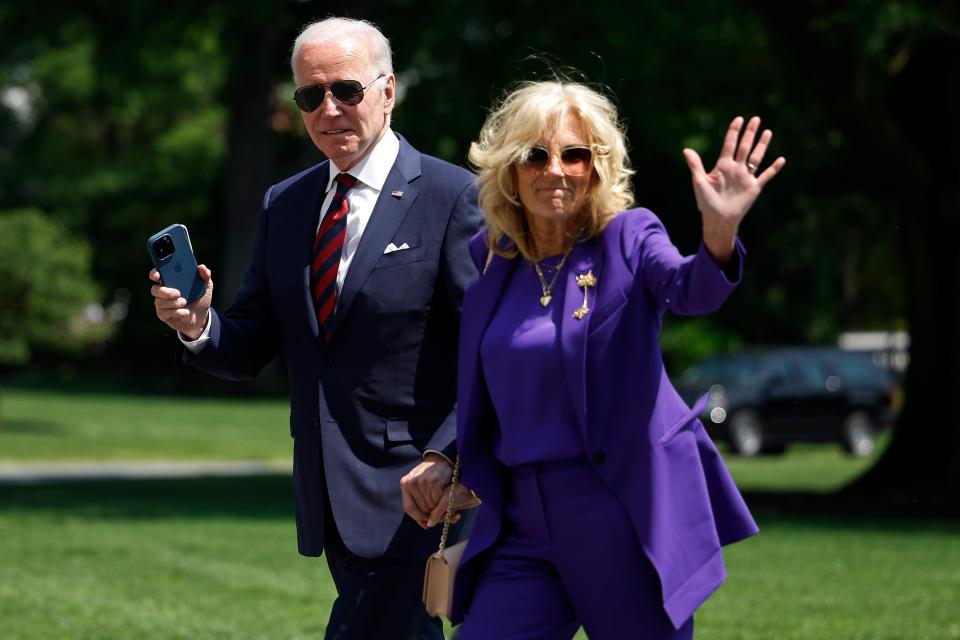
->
[437, 455, 460, 555]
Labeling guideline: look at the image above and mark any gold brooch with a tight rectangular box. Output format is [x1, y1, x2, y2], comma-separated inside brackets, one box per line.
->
[572, 270, 597, 319]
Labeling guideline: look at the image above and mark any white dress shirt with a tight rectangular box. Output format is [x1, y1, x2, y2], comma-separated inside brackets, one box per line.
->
[181, 129, 400, 352]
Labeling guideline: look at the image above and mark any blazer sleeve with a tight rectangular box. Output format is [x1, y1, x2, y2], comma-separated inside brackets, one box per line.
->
[625, 209, 746, 316]
[181, 186, 281, 380]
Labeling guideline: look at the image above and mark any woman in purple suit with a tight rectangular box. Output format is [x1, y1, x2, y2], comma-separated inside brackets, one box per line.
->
[429, 81, 783, 638]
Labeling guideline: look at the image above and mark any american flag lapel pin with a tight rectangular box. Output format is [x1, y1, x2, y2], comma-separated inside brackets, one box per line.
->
[391, 190, 404, 198]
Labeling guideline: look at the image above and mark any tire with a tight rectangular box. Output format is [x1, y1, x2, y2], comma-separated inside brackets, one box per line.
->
[728, 410, 764, 457]
[841, 411, 877, 457]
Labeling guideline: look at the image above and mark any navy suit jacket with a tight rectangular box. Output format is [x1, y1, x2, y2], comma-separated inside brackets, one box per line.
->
[451, 210, 758, 627]
[184, 133, 481, 559]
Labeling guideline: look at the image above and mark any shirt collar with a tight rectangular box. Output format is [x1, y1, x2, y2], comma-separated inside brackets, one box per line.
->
[327, 128, 400, 194]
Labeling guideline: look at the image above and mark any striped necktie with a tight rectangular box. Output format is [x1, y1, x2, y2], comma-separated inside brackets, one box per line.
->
[311, 172, 357, 343]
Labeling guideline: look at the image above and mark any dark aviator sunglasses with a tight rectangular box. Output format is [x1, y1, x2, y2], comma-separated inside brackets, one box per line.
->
[520, 146, 594, 176]
[294, 74, 385, 112]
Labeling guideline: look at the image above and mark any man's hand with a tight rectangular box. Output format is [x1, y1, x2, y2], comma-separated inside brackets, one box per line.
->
[425, 483, 481, 529]
[400, 453, 454, 529]
[149, 265, 213, 340]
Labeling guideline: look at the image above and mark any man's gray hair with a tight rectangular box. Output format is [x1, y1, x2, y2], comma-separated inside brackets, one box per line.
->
[291, 17, 393, 85]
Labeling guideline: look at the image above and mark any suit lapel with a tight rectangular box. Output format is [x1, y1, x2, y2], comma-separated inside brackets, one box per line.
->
[325, 138, 422, 340]
[560, 238, 604, 437]
[458, 251, 513, 432]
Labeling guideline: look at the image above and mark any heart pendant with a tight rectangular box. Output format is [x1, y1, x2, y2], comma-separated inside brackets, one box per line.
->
[540, 294, 552, 307]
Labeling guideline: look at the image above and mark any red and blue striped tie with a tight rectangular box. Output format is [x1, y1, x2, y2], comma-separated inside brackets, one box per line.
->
[311, 172, 357, 343]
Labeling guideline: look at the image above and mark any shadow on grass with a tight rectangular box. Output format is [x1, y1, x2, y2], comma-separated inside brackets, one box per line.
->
[0, 474, 294, 520]
[0, 419, 69, 436]
[2, 476, 958, 538]
[742, 489, 960, 533]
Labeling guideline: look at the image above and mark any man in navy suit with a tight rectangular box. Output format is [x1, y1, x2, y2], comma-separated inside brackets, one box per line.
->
[149, 17, 480, 639]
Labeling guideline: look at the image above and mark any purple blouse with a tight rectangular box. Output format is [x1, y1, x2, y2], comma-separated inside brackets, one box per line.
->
[480, 256, 585, 466]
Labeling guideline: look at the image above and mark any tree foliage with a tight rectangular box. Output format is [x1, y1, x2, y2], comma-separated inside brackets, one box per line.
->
[1, 2, 958, 501]
[2, 0, 931, 370]
[0, 208, 105, 365]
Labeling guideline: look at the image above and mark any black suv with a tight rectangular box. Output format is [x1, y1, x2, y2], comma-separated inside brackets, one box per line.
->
[675, 347, 898, 457]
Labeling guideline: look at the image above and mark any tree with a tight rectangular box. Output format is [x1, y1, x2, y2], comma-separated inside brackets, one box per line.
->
[0, 3, 233, 380]
[0, 209, 109, 424]
[750, 1, 960, 509]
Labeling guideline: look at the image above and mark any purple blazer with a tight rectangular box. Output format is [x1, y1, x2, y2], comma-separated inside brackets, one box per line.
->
[450, 208, 759, 628]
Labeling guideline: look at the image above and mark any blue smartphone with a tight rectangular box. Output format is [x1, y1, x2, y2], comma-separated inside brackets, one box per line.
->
[147, 223, 205, 304]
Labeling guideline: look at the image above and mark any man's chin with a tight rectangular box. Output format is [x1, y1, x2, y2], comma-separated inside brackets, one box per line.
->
[320, 146, 360, 167]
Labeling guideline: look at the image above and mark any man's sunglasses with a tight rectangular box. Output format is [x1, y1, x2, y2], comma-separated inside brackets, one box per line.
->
[293, 74, 385, 112]
[519, 146, 594, 176]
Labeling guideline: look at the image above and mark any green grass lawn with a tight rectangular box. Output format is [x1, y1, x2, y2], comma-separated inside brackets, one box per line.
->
[1, 387, 958, 638]
[1, 476, 958, 639]
[722, 436, 890, 493]
[1, 386, 885, 491]
[0, 387, 290, 462]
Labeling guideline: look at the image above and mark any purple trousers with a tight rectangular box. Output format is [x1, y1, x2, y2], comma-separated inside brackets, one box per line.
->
[455, 457, 694, 640]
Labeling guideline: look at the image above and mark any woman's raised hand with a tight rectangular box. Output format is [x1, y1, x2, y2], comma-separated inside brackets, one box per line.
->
[682, 116, 786, 263]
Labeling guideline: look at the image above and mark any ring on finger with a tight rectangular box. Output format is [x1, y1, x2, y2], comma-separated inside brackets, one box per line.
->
[746, 162, 758, 175]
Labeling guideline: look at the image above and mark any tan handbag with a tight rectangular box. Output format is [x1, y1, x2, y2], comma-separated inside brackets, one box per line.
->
[422, 455, 468, 619]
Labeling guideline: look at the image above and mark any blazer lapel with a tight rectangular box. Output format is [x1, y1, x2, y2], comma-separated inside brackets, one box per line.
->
[458, 252, 513, 420]
[326, 140, 421, 339]
[559, 239, 604, 437]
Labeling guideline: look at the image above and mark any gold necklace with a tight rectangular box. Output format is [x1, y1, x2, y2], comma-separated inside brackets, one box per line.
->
[533, 248, 572, 307]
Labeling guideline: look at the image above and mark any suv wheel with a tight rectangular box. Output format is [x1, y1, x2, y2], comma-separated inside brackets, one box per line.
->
[842, 411, 877, 457]
[729, 410, 763, 457]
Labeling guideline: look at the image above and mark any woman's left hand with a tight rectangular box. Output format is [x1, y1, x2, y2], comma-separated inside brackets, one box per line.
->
[683, 115, 786, 264]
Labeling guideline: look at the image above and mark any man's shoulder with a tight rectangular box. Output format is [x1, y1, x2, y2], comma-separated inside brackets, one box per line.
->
[257, 161, 328, 213]
[399, 136, 475, 190]
[272, 161, 327, 195]
[418, 152, 474, 182]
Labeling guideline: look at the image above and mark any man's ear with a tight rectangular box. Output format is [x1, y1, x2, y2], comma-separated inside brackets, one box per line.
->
[382, 74, 396, 114]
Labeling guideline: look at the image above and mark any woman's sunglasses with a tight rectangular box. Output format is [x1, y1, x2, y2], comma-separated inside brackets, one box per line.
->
[293, 74, 385, 112]
[519, 146, 594, 176]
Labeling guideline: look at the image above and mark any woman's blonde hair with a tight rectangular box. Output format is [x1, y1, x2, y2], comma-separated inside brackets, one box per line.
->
[468, 81, 635, 260]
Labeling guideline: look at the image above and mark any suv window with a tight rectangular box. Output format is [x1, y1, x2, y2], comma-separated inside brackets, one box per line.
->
[784, 356, 830, 392]
[831, 355, 887, 386]
[680, 357, 762, 386]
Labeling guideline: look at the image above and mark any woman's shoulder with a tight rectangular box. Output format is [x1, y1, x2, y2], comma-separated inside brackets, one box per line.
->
[601, 208, 669, 254]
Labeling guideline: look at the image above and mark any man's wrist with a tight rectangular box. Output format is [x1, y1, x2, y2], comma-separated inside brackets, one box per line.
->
[423, 450, 454, 467]
[179, 310, 212, 351]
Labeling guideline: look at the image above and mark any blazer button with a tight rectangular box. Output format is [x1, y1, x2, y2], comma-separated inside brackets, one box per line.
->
[591, 451, 606, 465]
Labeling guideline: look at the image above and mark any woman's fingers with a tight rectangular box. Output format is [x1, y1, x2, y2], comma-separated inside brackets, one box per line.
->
[450, 484, 482, 510]
[718, 116, 745, 161]
[747, 129, 773, 171]
[428, 498, 449, 527]
[682, 148, 706, 177]
[756, 156, 787, 188]
[735, 116, 761, 163]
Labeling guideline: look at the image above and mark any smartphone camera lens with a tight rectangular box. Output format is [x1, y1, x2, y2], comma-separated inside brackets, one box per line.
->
[153, 235, 175, 260]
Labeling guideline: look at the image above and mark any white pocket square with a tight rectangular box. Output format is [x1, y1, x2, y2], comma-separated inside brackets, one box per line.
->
[384, 242, 411, 254]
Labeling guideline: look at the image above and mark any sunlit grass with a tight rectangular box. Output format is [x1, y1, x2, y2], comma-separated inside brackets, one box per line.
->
[1, 477, 957, 639]
[0, 387, 290, 462]
[2, 387, 956, 638]
[722, 434, 891, 493]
